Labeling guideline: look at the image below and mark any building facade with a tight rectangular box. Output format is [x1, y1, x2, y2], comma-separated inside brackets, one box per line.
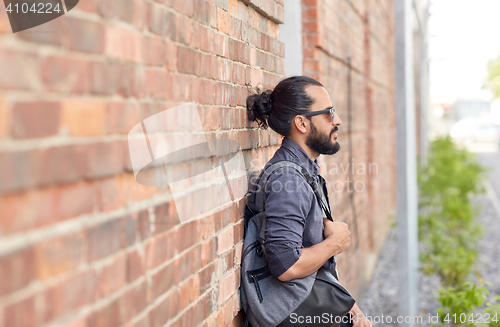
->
[0, 0, 398, 326]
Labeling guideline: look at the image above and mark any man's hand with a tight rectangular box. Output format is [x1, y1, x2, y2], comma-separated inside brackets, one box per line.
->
[323, 218, 351, 254]
[349, 303, 372, 327]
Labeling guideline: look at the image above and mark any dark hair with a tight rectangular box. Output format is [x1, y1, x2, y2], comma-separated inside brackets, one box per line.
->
[246, 76, 323, 137]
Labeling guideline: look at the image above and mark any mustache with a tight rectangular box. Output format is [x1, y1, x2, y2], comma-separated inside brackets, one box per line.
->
[331, 126, 339, 135]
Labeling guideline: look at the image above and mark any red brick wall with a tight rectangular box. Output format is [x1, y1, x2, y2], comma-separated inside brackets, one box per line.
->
[302, 0, 396, 298]
[0, 0, 396, 324]
[0, 0, 284, 326]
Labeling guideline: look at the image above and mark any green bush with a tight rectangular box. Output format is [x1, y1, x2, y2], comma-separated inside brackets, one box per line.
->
[417, 136, 499, 326]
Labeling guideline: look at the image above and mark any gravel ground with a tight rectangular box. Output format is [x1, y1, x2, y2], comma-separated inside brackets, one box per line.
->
[356, 194, 500, 326]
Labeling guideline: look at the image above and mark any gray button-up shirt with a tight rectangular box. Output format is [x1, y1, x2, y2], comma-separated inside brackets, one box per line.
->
[249, 137, 336, 278]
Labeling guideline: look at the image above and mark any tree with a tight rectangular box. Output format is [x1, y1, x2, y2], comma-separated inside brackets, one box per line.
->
[485, 55, 500, 98]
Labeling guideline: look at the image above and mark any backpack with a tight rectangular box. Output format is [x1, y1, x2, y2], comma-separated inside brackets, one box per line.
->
[240, 160, 333, 327]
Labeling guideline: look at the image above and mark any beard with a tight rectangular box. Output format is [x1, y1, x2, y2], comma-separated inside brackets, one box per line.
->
[305, 121, 340, 155]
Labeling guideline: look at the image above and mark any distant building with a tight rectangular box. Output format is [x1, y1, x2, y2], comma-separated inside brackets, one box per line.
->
[450, 99, 491, 122]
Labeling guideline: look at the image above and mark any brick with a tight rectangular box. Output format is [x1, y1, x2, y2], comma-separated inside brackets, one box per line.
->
[99, 174, 130, 212]
[217, 7, 230, 34]
[194, 0, 211, 25]
[126, 249, 145, 283]
[165, 41, 178, 71]
[152, 201, 179, 235]
[97, 0, 119, 18]
[0, 146, 75, 194]
[199, 262, 216, 294]
[97, 253, 126, 299]
[0, 51, 42, 91]
[136, 209, 151, 241]
[151, 263, 174, 299]
[191, 22, 201, 49]
[176, 221, 197, 253]
[195, 292, 216, 325]
[34, 233, 85, 280]
[86, 218, 121, 262]
[77, 0, 98, 13]
[89, 61, 134, 96]
[56, 181, 95, 221]
[117, 0, 133, 22]
[0, 95, 8, 138]
[132, 0, 148, 30]
[39, 269, 98, 324]
[148, 289, 179, 327]
[201, 238, 217, 268]
[173, 250, 195, 284]
[172, 14, 193, 45]
[0, 188, 55, 234]
[149, 2, 165, 35]
[174, 0, 194, 17]
[61, 318, 88, 327]
[106, 102, 139, 135]
[178, 46, 200, 75]
[105, 24, 141, 63]
[121, 214, 137, 248]
[218, 270, 237, 305]
[179, 274, 200, 311]
[42, 56, 89, 94]
[220, 247, 237, 273]
[11, 101, 60, 139]
[146, 231, 176, 269]
[0, 4, 11, 32]
[4, 297, 36, 327]
[145, 69, 172, 99]
[0, 247, 35, 296]
[233, 220, 244, 245]
[217, 225, 234, 255]
[65, 17, 104, 54]
[61, 100, 106, 136]
[142, 35, 166, 66]
[87, 298, 123, 327]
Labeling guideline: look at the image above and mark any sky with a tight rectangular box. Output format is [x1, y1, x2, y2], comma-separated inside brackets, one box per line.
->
[428, 0, 500, 104]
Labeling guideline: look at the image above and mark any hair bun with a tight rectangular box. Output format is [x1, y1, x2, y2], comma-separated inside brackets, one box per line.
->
[246, 89, 274, 129]
[260, 90, 273, 116]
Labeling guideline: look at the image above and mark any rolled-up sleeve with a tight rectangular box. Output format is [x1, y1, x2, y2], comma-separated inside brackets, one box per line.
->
[263, 169, 314, 278]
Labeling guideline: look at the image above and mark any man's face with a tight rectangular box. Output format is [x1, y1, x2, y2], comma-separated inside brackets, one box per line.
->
[306, 120, 340, 155]
[304, 86, 342, 155]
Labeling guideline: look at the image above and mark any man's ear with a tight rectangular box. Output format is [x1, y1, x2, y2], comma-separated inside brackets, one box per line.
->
[293, 116, 309, 134]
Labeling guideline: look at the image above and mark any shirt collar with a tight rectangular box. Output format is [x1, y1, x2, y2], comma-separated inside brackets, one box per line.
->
[280, 137, 320, 177]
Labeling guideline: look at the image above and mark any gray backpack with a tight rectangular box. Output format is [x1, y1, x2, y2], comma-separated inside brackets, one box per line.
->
[240, 160, 333, 327]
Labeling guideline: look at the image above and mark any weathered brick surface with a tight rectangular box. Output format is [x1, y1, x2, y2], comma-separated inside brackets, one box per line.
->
[0, 0, 393, 325]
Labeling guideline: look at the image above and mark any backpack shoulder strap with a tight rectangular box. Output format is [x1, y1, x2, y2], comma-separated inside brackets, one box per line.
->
[252, 160, 311, 211]
[254, 160, 333, 221]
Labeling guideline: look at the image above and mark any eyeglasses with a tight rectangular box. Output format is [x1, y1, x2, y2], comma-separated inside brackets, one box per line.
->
[288, 107, 336, 124]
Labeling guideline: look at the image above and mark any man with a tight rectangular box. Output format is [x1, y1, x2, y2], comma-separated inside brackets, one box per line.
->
[246, 76, 372, 327]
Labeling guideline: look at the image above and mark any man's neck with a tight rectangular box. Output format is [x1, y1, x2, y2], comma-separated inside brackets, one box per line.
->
[286, 136, 320, 161]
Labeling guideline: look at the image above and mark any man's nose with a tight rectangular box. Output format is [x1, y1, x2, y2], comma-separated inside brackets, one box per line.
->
[333, 114, 342, 126]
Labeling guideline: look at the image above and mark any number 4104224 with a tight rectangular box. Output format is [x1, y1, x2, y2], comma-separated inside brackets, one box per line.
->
[443, 313, 499, 324]
[5, 2, 62, 14]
